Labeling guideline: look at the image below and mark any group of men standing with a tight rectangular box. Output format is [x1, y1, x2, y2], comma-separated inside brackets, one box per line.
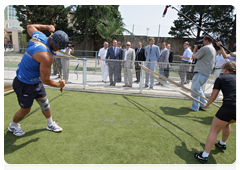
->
[98, 39, 145, 87]
[98, 38, 174, 89]
[144, 38, 174, 89]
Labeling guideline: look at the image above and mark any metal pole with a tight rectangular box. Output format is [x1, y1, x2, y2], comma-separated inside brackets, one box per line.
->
[139, 61, 145, 93]
[158, 24, 160, 37]
[146, 28, 150, 37]
[95, 51, 97, 72]
[83, 58, 87, 89]
[132, 24, 134, 34]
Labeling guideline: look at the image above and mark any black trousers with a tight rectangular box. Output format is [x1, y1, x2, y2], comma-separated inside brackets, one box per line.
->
[135, 63, 141, 82]
[164, 66, 170, 78]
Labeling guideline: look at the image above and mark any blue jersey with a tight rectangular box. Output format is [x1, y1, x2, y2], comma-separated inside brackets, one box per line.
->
[16, 32, 54, 84]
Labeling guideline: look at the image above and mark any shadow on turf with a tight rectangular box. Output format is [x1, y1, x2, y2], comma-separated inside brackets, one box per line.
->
[122, 95, 223, 164]
[174, 142, 221, 164]
[160, 106, 214, 125]
[4, 128, 45, 156]
[4, 91, 68, 125]
[122, 95, 200, 143]
[4, 91, 67, 133]
[4, 92, 67, 157]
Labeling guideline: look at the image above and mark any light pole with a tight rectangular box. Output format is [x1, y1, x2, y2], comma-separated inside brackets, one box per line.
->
[146, 28, 150, 37]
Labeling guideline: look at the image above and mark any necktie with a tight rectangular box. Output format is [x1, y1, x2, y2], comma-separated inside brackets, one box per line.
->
[113, 47, 116, 56]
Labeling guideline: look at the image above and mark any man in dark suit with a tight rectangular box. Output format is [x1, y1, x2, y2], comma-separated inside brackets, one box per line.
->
[117, 41, 123, 82]
[134, 42, 145, 83]
[105, 39, 123, 86]
[164, 44, 174, 78]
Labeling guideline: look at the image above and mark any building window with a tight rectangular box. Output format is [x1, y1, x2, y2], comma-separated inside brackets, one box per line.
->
[4, 5, 19, 29]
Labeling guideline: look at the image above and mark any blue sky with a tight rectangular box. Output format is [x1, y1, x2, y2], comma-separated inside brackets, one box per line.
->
[118, 5, 179, 37]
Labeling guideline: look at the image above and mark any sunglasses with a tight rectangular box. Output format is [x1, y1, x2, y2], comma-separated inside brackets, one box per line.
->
[126, 44, 131, 46]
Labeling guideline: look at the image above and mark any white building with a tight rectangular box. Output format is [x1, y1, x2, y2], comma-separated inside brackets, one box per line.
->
[4, 6, 75, 51]
[4, 5, 23, 51]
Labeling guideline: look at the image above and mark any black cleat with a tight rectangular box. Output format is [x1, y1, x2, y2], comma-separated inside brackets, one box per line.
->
[194, 152, 208, 164]
[215, 141, 227, 150]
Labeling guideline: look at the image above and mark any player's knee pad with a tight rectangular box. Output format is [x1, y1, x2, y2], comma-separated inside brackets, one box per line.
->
[37, 97, 50, 111]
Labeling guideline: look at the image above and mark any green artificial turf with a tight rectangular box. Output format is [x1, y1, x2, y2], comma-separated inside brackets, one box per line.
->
[4, 89, 236, 164]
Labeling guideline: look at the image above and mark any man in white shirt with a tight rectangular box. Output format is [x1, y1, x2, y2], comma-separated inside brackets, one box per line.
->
[228, 53, 236, 62]
[178, 41, 192, 85]
[121, 42, 135, 87]
[56, 43, 74, 83]
[216, 41, 236, 62]
[98, 42, 109, 83]
[214, 49, 230, 80]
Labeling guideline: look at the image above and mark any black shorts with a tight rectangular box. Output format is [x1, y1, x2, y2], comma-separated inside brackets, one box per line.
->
[13, 77, 46, 108]
[215, 103, 236, 122]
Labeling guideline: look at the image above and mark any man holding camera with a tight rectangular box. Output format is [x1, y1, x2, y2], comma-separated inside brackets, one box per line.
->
[188, 36, 216, 111]
[56, 42, 74, 83]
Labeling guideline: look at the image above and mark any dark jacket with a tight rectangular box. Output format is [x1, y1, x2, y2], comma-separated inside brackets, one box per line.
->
[135, 48, 146, 61]
[169, 50, 174, 63]
[105, 46, 123, 64]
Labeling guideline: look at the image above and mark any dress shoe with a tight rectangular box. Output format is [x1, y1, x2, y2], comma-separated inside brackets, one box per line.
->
[155, 82, 162, 85]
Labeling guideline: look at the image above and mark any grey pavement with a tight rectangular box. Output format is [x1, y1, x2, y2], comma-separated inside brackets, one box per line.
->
[4, 67, 223, 103]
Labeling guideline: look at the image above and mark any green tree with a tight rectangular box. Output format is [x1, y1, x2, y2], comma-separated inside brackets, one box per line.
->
[228, 14, 236, 52]
[96, 18, 132, 44]
[13, 5, 73, 40]
[18, 31, 28, 49]
[168, 5, 235, 42]
[69, 5, 127, 50]
[169, 6, 208, 39]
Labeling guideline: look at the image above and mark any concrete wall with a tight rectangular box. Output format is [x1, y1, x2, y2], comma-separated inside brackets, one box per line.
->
[72, 35, 196, 61]
[12, 31, 19, 51]
[116, 35, 196, 61]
